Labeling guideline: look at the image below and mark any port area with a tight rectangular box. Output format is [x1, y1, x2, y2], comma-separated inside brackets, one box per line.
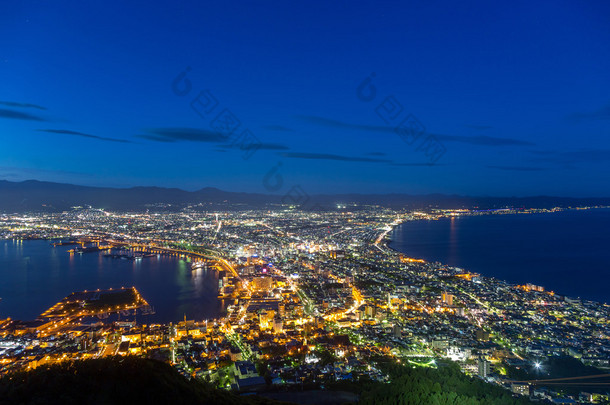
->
[50, 240, 80, 247]
[39, 287, 149, 321]
[103, 251, 156, 260]
[67, 245, 111, 254]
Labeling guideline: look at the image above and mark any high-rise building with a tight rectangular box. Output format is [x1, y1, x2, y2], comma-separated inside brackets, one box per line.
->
[476, 328, 490, 341]
[393, 324, 402, 338]
[273, 316, 283, 333]
[478, 357, 490, 378]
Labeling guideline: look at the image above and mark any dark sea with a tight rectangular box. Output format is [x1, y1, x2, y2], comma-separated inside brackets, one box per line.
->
[389, 208, 610, 304]
[0, 241, 222, 323]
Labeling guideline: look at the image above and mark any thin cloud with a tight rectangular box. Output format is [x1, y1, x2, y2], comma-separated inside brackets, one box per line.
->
[280, 152, 390, 163]
[139, 127, 290, 150]
[569, 105, 610, 121]
[433, 134, 533, 146]
[0, 165, 91, 178]
[135, 134, 177, 143]
[38, 129, 131, 144]
[464, 124, 493, 130]
[297, 115, 381, 132]
[141, 127, 227, 143]
[0, 101, 47, 110]
[487, 165, 544, 172]
[261, 125, 293, 132]
[565, 149, 610, 161]
[0, 108, 46, 121]
[530, 149, 610, 165]
[391, 162, 443, 167]
[296, 115, 534, 147]
[220, 142, 290, 151]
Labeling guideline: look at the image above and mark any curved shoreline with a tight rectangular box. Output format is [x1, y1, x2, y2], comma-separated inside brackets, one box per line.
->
[382, 208, 610, 304]
[383, 207, 589, 259]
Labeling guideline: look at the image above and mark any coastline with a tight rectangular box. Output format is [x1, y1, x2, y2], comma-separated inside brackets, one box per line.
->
[0, 239, 222, 322]
[383, 208, 610, 305]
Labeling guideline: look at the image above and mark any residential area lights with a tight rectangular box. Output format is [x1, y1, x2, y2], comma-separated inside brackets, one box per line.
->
[0, 205, 608, 402]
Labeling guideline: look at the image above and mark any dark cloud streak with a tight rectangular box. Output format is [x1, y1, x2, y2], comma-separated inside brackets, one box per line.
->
[569, 105, 610, 121]
[38, 129, 131, 144]
[220, 142, 289, 151]
[464, 124, 493, 130]
[0, 101, 47, 110]
[434, 134, 533, 146]
[296, 115, 533, 147]
[260, 125, 293, 132]
[391, 162, 442, 167]
[487, 165, 544, 172]
[135, 134, 177, 143]
[142, 127, 227, 143]
[0, 108, 46, 121]
[529, 149, 610, 166]
[280, 152, 390, 163]
[140, 127, 290, 150]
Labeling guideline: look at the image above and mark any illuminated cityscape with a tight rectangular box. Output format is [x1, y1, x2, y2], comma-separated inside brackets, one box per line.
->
[2, 1, 610, 403]
[1, 205, 609, 402]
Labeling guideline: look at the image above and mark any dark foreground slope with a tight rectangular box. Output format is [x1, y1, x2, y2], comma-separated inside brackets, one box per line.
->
[329, 360, 535, 405]
[357, 361, 535, 405]
[0, 357, 280, 405]
[0, 357, 539, 405]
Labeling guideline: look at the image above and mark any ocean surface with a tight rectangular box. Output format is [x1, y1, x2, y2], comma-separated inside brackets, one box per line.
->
[389, 208, 610, 304]
[0, 240, 222, 323]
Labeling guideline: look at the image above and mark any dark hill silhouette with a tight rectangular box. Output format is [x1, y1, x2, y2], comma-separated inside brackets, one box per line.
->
[0, 356, 283, 405]
[1, 179, 609, 211]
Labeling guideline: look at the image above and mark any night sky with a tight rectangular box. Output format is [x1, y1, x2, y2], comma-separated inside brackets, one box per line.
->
[1, 1, 610, 197]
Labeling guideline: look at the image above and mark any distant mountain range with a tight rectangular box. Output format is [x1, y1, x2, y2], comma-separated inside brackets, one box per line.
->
[1, 179, 609, 212]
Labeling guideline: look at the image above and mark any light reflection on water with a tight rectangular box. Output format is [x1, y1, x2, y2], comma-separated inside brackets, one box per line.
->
[389, 209, 610, 303]
[0, 240, 221, 323]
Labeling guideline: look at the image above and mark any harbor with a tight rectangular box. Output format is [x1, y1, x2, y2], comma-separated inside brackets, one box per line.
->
[0, 239, 223, 323]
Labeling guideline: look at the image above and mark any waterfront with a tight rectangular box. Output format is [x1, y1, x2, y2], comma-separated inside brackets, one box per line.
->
[390, 208, 610, 303]
[1, 207, 609, 403]
[0, 240, 221, 323]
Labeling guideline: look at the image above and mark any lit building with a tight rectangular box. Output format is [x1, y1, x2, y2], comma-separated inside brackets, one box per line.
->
[511, 383, 530, 396]
[252, 277, 272, 291]
[478, 357, 490, 378]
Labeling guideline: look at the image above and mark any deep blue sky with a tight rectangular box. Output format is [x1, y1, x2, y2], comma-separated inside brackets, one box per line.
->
[1, 1, 609, 196]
